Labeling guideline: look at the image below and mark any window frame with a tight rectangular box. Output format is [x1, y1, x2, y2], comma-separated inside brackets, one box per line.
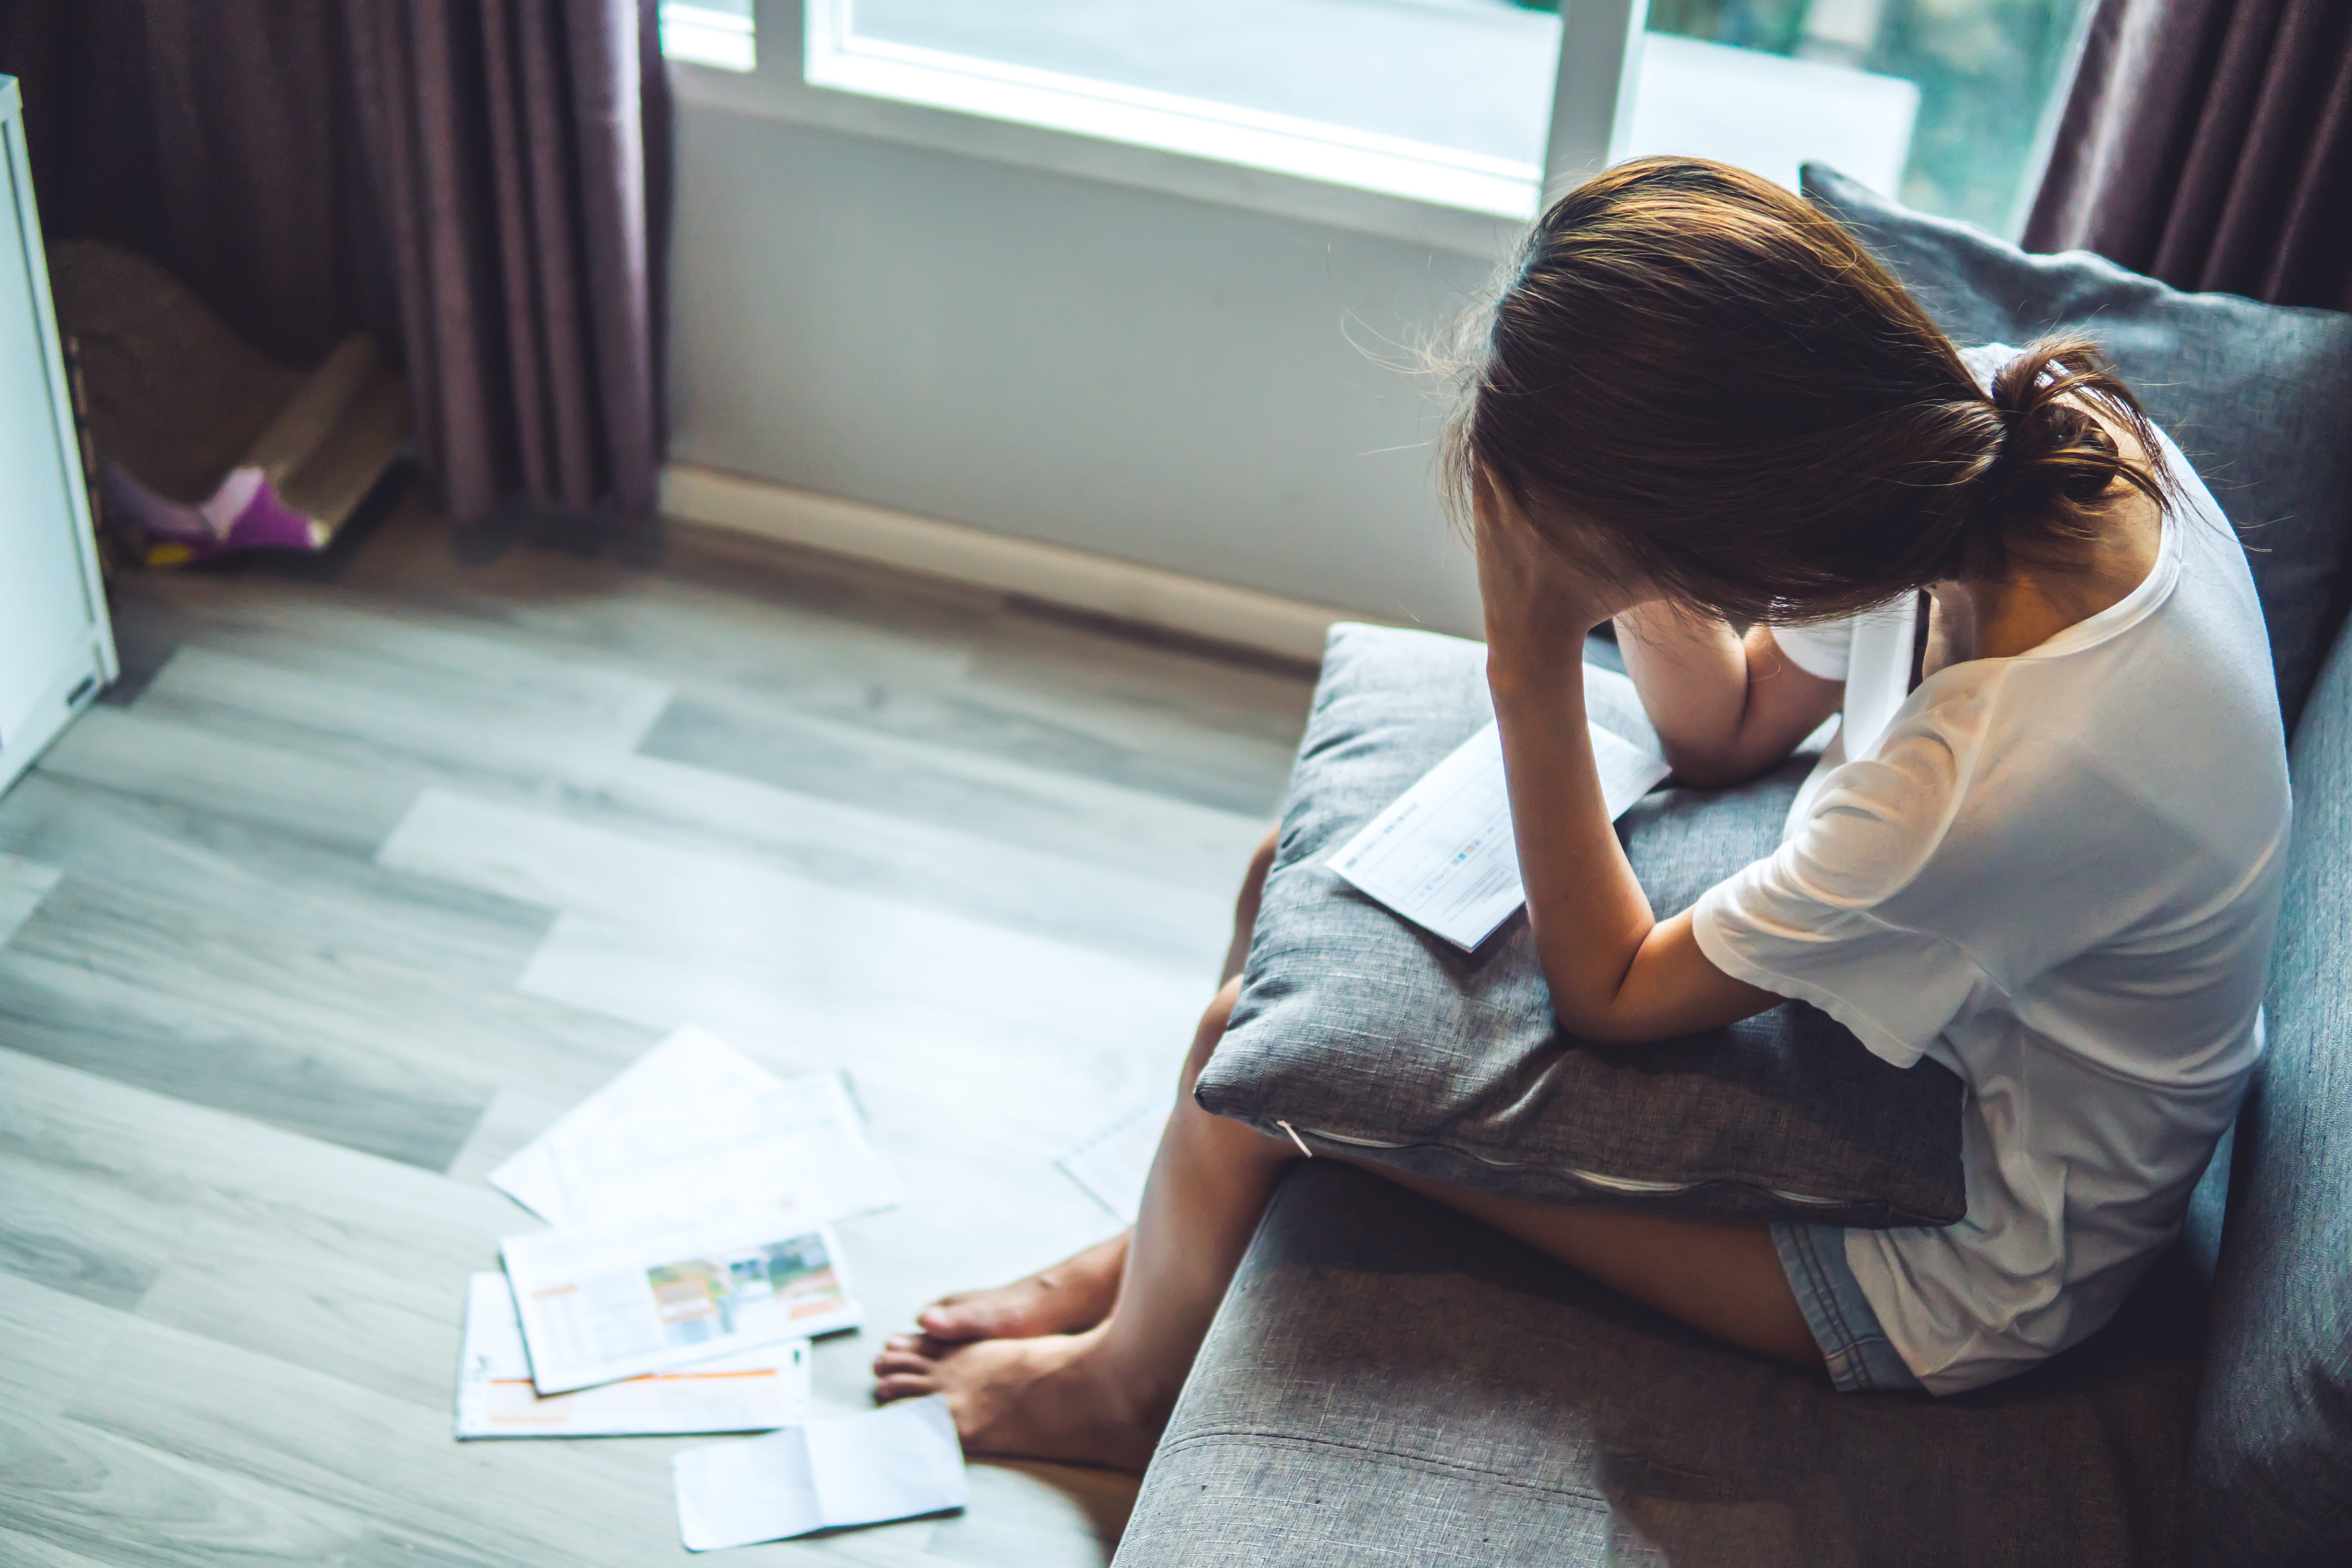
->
[668, 0, 1651, 260]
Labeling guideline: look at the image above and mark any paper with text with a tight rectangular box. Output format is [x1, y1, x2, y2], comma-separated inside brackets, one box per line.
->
[1330, 668, 1671, 950]
[455, 1272, 808, 1438]
[673, 1396, 968, 1550]
[503, 1211, 859, 1394]
[488, 1027, 900, 1230]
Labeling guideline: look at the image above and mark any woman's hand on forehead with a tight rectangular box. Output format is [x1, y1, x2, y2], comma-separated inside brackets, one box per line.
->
[1473, 477, 1649, 683]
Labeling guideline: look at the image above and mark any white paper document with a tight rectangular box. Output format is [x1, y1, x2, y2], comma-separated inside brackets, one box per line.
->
[503, 1212, 860, 1395]
[1055, 1095, 1171, 1223]
[673, 1396, 969, 1551]
[455, 1272, 809, 1439]
[1329, 670, 1672, 950]
[488, 1026, 901, 1230]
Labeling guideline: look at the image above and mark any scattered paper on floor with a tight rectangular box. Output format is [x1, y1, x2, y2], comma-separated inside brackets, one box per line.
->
[503, 1211, 860, 1394]
[488, 1025, 901, 1230]
[1056, 1094, 1170, 1223]
[673, 1396, 968, 1551]
[455, 1272, 808, 1439]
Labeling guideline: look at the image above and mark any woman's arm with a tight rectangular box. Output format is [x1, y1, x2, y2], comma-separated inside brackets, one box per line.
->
[1612, 605, 1842, 787]
[1474, 485, 1782, 1043]
[1488, 661, 1782, 1042]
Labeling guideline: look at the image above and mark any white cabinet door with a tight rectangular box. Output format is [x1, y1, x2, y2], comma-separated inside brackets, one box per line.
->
[0, 75, 115, 795]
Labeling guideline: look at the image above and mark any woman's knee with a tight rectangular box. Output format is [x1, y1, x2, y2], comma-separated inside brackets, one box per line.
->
[1181, 975, 1245, 1088]
[1239, 828, 1279, 907]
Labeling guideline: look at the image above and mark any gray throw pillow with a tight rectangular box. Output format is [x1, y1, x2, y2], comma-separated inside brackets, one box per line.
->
[1197, 622, 1967, 1229]
[1802, 163, 2352, 735]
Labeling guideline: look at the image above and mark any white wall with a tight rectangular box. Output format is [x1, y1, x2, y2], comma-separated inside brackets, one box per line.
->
[666, 99, 1501, 637]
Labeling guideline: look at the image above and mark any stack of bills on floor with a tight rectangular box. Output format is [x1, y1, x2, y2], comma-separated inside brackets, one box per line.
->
[459, 1025, 897, 1420]
[459, 1026, 966, 1544]
[456, 1272, 810, 1439]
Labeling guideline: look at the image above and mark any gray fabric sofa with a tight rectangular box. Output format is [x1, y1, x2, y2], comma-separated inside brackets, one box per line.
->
[1113, 181, 2352, 1566]
[1115, 633, 2349, 1567]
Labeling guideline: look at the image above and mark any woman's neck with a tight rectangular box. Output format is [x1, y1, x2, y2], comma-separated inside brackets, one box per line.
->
[1923, 486, 2165, 673]
[1923, 400, 2169, 675]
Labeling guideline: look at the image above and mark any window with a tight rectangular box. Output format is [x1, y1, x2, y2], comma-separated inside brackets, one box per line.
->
[804, 0, 1578, 218]
[1637, 0, 2098, 234]
[661, 0, 757, 73]
[664, 2, 2090, 237]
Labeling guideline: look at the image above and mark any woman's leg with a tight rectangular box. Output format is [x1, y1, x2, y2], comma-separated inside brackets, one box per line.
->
[909, 827, 1280, 1345]
[1344, 1165, 1821, 1367]
[870, 970, 1292, 1470]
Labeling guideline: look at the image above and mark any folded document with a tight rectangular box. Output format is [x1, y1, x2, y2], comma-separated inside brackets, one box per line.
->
[1329, 665, 1672, 950]
[673, 1396, 969, 1550]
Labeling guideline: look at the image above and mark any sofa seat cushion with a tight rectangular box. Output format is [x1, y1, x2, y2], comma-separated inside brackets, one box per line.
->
[2189, 627, 2352, 1565]
[1196, 622, 1965, 1229]
[1117, 1161, 2205, 1568]
[1802, 163, 2352, 735]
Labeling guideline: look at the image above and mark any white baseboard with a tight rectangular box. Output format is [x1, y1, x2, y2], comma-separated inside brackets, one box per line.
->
[659, 463, 1367, 663]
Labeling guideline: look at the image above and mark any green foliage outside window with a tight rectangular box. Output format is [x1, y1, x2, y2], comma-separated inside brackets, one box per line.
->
[1511, 0, 2093, 236]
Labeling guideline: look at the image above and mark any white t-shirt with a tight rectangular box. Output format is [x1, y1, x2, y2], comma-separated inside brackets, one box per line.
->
[1691, 360, 2290, 1394]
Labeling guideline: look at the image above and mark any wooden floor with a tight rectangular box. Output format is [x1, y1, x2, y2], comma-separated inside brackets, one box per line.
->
[0, 494, 1316, 1566]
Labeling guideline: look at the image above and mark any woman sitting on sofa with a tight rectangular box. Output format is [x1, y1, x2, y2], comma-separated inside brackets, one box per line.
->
[871, 156, 2290, 1465]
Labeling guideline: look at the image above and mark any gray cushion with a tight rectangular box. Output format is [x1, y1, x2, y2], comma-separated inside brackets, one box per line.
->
[1118, 1160, 2205, 1568]
[1802, 163, 2352, 735]
[2189, 625, 2352, 1566]
[1196, 622, 1966, 1229]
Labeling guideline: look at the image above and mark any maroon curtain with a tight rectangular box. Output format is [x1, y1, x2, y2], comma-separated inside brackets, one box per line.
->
[2024, 0, 2352, 311]
[0, 0, 670, 529]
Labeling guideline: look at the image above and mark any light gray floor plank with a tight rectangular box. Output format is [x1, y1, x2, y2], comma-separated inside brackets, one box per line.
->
[513, 746, 1237, 972]
[325, 496, 993, 691]
[0, 849, 59, 947]
[0, 1151, 182, 1312]
[0, 1524, 130, 1568]
[109, 575, 680, 750]
[381, 787, 1210, 1045]
[288, 499, 1303, 818]
[0, 1412, 398, 1568]
[0, 876, 653, 1170]
[639, 688, 1272, 891]
[138, 642, 669, 789]
[2, 1052, 540, 1397]
[0, 1274, 132, 1417]
[38, 704, 425, 852]
[0, 774, 551, 989]
[142, 662, 1233, 969]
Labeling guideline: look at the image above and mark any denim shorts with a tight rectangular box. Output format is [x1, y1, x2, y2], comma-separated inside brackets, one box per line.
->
[1771, 1222, 1922, 1394]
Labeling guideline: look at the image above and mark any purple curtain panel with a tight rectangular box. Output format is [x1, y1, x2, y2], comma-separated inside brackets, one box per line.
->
[0, 0, 671, 528]
[2027, 0, 2352, 312]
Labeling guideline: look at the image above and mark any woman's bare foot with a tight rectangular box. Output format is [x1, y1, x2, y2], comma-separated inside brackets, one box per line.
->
[871, 1327, 1165, 1472]
[912, 1234, 1130, 1342]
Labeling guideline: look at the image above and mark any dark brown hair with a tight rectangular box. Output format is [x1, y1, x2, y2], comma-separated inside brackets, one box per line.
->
[1445, 156, 2176, 624]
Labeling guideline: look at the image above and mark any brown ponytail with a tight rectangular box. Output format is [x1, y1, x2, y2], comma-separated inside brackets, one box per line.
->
[1445, 157, 2178, 624]
[1965, 337, 2175, 575]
